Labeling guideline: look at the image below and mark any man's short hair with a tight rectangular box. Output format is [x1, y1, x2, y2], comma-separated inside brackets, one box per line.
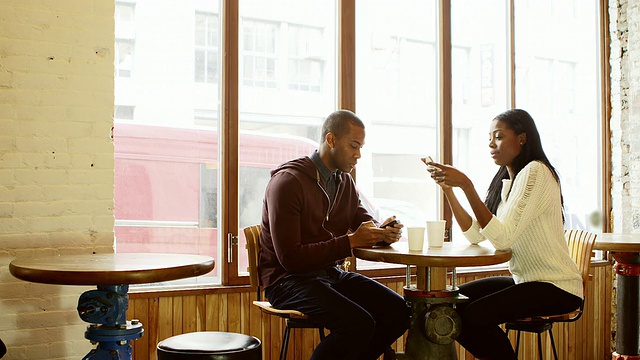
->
[320, 110, 365, 143]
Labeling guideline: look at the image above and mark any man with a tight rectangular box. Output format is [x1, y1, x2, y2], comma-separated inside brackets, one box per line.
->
[259, 110, 411, 360]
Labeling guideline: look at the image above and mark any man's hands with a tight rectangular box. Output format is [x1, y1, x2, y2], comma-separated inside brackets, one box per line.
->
[348, 218, 403, 249]
[380, 217, 403, 245]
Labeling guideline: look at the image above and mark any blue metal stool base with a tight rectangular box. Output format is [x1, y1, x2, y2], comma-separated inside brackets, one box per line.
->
[78, 285, 142, 360]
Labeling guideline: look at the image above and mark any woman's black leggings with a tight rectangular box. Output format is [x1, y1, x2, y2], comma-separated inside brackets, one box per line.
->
[455, 276, 582, 360]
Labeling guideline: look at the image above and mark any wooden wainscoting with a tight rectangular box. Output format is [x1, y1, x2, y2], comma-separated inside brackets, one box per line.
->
[129, 261, 612, 360]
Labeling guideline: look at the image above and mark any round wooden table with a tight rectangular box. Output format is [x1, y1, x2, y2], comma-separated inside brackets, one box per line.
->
[354, 242, 511, 360]
[594, 234, 640, 360]
[354, 242, 512, 291]
[10, 253, 215, 360]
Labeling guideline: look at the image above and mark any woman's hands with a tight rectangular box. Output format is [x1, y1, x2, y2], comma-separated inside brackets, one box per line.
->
[421, 157, 472, 191]
[420, 157, 491, 229]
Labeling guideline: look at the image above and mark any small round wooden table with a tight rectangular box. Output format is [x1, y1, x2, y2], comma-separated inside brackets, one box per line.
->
[354, 242, 511, 360]
[594, 234, 640, 360]
[10, 253, 215, 360]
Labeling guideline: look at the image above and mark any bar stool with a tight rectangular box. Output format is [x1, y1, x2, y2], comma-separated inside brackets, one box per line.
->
[157, 331, 261, 360]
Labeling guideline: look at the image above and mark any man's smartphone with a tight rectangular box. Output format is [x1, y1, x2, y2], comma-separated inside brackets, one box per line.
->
[377, 219, 399, 246]
[379, 219, 399, 228]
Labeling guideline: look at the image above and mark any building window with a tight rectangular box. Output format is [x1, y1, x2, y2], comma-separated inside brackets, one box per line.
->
[194, 109, 218, 127]
[115, 40, 135, 78]
[288, 25, 324, 92]
[115, 2, 135, 78]
[452, 45, 472, 106]
[242, 19, 278, 88]
[195, 12, 219, 83]
[554, 60, 577, 115]
[115, 105, 135, 120]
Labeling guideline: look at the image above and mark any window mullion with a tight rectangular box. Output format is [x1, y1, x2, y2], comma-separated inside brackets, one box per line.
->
[221, 0, 240, 285]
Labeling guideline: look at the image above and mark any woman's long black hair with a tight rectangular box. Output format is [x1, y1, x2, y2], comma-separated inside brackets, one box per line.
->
[484, 109, 563, 216]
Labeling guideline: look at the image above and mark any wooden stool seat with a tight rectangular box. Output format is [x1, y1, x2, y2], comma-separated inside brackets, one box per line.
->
[243, 225, 326, 360]
[157, 331, 261, 360]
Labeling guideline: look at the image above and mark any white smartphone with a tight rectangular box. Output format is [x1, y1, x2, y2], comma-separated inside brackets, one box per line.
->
[423, 156, 439, 172]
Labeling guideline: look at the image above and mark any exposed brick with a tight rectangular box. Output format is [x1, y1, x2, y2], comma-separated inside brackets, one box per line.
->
[0, 2, 114, 357]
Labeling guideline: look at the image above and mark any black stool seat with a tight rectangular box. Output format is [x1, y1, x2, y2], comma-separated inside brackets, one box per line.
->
[157, 331, 262, 360]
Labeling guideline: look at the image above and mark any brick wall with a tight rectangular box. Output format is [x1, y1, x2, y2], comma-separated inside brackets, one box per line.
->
[611, 0, 640, 233]
[608, 0, 640, 353]
[0, 1, 115, 359]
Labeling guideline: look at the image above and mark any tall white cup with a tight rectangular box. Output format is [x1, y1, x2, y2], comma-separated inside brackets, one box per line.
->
[426, 220, 446, 248]
[407, 227, 426, 252]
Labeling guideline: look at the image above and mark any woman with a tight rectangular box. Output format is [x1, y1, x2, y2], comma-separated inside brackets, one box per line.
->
[423, 109, 582, 359]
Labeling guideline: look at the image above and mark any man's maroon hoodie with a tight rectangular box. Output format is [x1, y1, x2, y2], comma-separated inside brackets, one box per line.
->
[258, 156, 376, 289]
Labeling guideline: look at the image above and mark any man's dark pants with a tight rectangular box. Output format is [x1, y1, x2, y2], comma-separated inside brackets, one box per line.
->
[265, 266, 411, 360]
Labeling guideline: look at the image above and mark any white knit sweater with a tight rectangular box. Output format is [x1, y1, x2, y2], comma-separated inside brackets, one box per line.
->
[463, 161, 583, 298]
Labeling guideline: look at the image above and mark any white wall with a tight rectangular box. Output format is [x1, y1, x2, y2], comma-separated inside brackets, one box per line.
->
[0, 1, 115, 358]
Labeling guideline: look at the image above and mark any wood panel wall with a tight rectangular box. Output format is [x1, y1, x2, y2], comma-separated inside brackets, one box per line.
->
[129, 262, 612, 360]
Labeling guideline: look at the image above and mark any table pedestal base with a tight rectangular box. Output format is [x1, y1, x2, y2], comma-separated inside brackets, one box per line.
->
[612, 252, 640, 359]
[78, 285, 143, 360]
[399, 286, 468, 360]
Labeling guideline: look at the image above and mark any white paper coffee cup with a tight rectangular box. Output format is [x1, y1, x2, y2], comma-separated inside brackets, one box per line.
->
[426, 220, 446, 248]
[407, 227, 426, 251]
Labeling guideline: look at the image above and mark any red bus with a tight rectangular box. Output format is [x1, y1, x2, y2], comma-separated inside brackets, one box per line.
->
[113, 123, 319, 280]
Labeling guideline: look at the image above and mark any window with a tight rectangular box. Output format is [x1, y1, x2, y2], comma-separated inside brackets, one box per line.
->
[194, 109, 218, 127]
[449, 0, 509, 244]
[452, 45, 472, 106]
[355, 0, 439, 269]
[115, 105, 135, 120]
[288, 25, 324, 92]
[113, 1, 223, 287]
[237, 0, 337, 277]
[532, 58, 576, 115]
[195, 12, 219, 83]
[200, 164, 218, 228]
[115, 3, 135, 78]
[113, 1, 604, 287]
[242, 19, 278, 88]
[515, 0, 600, 231]
[115, 40, 134, 78]
[355, 0, 602, 253]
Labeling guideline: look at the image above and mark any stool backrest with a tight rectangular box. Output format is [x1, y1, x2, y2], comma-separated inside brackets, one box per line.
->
[564, 229, 597, 290]
[244, 225, 262, 290]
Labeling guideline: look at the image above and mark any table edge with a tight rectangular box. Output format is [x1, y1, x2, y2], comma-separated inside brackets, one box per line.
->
[352, 245, 512, 268]
[9, 255, 215, 286]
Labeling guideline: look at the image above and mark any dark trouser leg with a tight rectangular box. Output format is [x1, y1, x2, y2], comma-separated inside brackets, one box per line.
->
[331, 270, 410, 360]
[266, 269, 410, 360]
[456, 277, 582, 360]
